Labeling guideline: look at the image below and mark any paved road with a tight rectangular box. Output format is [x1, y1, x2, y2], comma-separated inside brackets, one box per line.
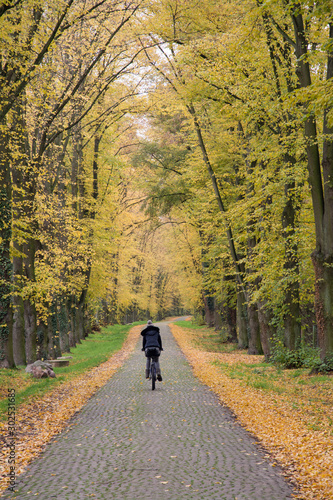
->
[2, 322, 295, 499]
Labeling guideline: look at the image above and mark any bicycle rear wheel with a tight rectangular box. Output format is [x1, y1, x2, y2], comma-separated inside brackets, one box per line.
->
[151, 361, 156, 390]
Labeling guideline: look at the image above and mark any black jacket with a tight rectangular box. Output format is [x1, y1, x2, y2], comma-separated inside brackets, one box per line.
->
[141, 325, 163, 350]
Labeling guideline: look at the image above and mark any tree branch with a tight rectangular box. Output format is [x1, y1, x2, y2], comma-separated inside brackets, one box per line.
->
[0, 0, 75, 121]
[269, 15, 296, 49]
[0, 0, 23, 18]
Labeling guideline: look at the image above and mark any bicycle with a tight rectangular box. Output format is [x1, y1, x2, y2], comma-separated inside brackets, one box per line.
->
[150, 357, 157, 391]
[144, 346, 160, 390]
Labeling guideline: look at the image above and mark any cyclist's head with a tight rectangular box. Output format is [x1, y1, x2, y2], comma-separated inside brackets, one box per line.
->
[147, 319, 153, 325]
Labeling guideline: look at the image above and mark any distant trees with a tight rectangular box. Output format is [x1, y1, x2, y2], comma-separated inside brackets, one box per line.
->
[129, 0, 333, 364]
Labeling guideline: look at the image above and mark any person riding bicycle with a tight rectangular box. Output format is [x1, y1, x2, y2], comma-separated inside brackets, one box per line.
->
[141, 320, 163, 381]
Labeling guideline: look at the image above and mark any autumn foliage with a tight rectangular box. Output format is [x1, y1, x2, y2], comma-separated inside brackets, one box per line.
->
[0, 1, 333, 380]
[0, 325, 142, 493]
[171, 323, 333, 500]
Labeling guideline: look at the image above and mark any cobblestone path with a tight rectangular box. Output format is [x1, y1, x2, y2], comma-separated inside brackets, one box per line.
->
[2, 322, 295, 500]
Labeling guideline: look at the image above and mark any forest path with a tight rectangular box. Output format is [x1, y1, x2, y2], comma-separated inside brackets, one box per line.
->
[1, 321, 295, 500]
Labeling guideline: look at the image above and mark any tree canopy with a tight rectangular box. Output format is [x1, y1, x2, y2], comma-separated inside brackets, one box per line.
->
[0, 0, 332, 369]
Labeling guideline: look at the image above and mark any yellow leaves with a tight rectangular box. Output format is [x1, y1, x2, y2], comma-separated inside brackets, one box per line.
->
[171, 323, 333, 500]
[0, 325, 141, 495]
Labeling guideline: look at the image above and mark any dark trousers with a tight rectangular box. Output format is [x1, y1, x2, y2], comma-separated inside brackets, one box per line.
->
[145, 348, 161, 375]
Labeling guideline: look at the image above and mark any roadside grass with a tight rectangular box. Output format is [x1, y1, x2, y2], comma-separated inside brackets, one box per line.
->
[174, 320, 239, 353]
[174, 320, 333, 436]
[171, 322, 333, 499]
[0, 322, 144, 421]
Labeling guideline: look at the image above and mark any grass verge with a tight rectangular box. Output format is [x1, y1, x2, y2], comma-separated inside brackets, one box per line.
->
[174, 320, 333, 436]
[0, 323, 144, 491]
[172, 320, 333, 500]
[174, 320, 240, 353]
[0, 322, 144, 422]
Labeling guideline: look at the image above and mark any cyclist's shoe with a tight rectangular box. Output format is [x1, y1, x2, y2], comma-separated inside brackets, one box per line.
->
[145, 369, 150, 379]
[157, 373, 162, 381]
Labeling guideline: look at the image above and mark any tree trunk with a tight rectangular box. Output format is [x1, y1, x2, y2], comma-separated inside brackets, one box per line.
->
[23, 234, 37, 364]
[222, 273, 237, 342]
[225, 303, 237, 342]
[257, 300, 274, 361]
[189, 105, 247, 294]
[47, 318, 56, 360]
[71, 125, 80, 214]
[0, 122, 14, 368]
[69, 297, 76, 348]
[9, 95, 38, 364]
[36, 321, 48, 360]
[76, 301, 86, 341]
[315, 24, 333, 360]
[284, 287, 301, 350]
[282, 169, 301, 350]
[47, 305, 61, 359]
[247, 302, 263, 354]
[0, 309, 14, 369]
[11, 110, 27, 365]
[237, 288, 248, 349]
[261, 5, 303, 353]
[312, 253, 333, 359]
[246, 212, 263, 355]
[12, 246, 26, 365]
[291, 14, 333, 360]
[23, 299, 37, 364]
[203, 295, 215, 327]
[93, 135, 100, 204]
[58, 300, 70, 353]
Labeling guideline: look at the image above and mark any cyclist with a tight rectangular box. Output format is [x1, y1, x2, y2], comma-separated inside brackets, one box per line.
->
[141, 320, 163, 381]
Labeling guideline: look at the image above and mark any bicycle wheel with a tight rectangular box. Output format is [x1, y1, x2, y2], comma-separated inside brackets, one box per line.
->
[151, 361, 156, 390]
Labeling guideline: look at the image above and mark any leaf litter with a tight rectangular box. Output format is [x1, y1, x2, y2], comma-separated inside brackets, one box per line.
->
[170, 323, 333, 500]
[1, 322, 332, 499]
[0, 325, 142, 493]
